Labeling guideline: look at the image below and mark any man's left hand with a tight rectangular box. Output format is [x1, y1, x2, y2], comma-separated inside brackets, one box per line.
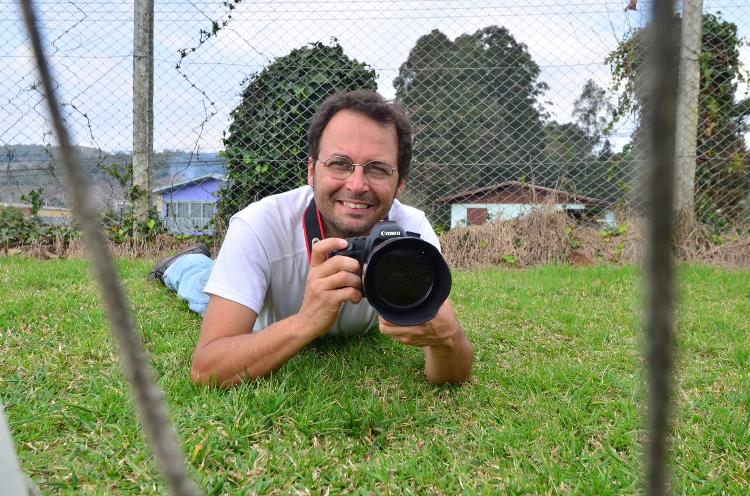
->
[378, 299, 458, 348]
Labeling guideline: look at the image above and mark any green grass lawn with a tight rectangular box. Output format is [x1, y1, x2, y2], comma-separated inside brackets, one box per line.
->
[0, 257, 748, 495]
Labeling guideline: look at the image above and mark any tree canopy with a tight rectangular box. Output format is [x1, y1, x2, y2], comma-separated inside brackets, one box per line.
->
[607, 12, 750, 227]
[217, 41, 377, 229]
[393, 26, 549, 224]
[543, 80, 626, 203]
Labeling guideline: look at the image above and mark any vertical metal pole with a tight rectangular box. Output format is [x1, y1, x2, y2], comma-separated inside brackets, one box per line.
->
[0, 404, 29, 495]
[646, 0, 679, 494]
[674, 0, 703, 226]
[133, 0, 154, 224]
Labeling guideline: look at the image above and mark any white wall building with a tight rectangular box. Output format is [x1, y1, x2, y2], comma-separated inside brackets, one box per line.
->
[437, 181, 614, 228]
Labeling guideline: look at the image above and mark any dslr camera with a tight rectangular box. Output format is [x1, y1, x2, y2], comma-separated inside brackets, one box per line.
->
[331, 220, 451, 325]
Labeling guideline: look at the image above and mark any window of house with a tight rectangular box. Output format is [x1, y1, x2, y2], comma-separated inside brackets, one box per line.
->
[177, 202, 190, 218]
[202, 203, 213, 218]
[163, 199, 216, 233]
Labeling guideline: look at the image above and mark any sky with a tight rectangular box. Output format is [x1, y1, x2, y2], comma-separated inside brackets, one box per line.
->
[1, 0, 748, 156]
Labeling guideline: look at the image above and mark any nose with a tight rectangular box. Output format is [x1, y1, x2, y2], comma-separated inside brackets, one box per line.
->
[344, 164, 370, 194]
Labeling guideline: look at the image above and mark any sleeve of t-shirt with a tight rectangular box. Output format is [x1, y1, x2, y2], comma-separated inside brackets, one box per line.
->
[203, 217, 270, 314]
[410, 213, 441, 252]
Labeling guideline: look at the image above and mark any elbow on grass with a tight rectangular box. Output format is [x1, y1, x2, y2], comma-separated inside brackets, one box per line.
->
[426, 369, 473, 386]
[189, 354, 231, 387]
[189, 365, 241, 388]
[425, 341, 474, 385]
[189, 355, 264, 388]
[189, 362, 212, 386]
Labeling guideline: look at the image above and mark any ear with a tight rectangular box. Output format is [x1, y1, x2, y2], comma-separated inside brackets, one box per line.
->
[307, 157, 315, 187]
[395, 178, 407, 199]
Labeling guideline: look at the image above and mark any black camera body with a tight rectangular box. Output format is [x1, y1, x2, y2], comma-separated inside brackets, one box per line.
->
[331, 220, 451, 326]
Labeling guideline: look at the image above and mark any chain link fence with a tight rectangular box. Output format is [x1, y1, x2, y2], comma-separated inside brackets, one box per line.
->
[1, 0, 748, 242]
[0, 1, 728, 493]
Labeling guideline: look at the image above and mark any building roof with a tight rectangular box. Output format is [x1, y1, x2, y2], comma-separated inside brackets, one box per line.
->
[435, 181, 608, 206]
[151, 173, 226, 194]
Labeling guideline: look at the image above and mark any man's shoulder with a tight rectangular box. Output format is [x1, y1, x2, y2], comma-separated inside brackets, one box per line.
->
[388, 200, 432, 237]
[390, 198, 428, 224]
[388, 199, 440, 244]
[231, 186, 312, 228]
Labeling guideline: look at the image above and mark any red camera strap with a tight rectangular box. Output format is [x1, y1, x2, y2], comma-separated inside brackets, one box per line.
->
[302, 198, 325, 264]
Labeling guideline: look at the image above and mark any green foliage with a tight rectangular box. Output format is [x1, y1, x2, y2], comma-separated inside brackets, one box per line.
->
[0, 161, 166, 250]
[394, 26, 548, 224]
[573, 79, 615, 141]
[20, 188, 43, 220]
[543, 79, 630, 203]
[693, 14, 750, 226]
[432, 223, 449, 236]
[0, 189, 78, 250]
[103, 209, 162, 244]
[100, 162, 165, 243]
[217, 41, 377, 228]
[177, 1, 244, 61]
[501, 253, 517, 265]
[600, 223, 629, 239]
[563, 225, 581, 249]
[607, 12, 750, 227]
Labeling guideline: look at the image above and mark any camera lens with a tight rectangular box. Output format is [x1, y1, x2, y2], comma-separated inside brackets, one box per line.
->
[362, 235, 451, 326]
[373, 247, 434, 309]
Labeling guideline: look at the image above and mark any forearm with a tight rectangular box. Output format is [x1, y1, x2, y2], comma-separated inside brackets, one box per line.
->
[190, 314, 317, 386]
[423, 327, 473, 385]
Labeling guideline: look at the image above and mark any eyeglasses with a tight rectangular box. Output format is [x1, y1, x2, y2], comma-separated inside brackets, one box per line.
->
[316, 155, 398, 183]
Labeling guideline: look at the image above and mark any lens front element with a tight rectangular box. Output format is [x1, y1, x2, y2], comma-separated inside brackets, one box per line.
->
[373, 248, 435, 309]
[363, 237, 452, 326]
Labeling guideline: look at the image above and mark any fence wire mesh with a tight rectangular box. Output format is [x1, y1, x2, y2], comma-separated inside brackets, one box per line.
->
[1, 0, 748, 242]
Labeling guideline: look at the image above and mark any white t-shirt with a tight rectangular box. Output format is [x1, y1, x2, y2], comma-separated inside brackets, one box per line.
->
[203, 186, 441, 337]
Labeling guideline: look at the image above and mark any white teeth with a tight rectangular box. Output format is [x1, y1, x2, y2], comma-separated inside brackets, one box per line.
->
[342, 201, 368, 209]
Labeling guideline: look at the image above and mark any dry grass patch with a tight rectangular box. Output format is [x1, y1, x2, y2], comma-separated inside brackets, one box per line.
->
[4, 233, 219, 261]
[440, 209, 749, 270]
[4, 210, 749, 270]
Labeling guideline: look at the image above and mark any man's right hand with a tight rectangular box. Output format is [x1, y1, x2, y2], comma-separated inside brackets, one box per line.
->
[192, 237, 364, 386]
[297, 237, 363, 337]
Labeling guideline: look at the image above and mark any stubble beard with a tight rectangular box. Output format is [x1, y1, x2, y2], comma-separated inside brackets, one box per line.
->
[318, 197, 378, 239]
[312, 188, 395, 239]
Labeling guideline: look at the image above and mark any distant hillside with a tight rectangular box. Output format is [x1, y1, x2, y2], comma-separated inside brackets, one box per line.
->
[0, 144, 225, 209]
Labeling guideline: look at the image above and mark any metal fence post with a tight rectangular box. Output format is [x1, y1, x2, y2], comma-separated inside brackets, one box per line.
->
[133, 0, 154, 224]
[646, 0, 679, 494]
[0, 404, 30, 495]
[674, 0, 703, 226]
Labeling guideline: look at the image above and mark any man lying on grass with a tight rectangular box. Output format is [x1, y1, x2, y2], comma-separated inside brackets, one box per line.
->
[148, 90, 473, 386]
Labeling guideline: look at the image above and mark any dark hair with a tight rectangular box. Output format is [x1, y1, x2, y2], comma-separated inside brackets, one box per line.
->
[307, 89, 412, 181]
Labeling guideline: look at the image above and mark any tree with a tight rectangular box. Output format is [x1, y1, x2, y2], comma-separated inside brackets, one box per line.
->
[572, 80, 614, 150]
[393, 26, 548, 225]
[607, 13, 750, 227]
[542, 80, 625, 203]
[217, 41, 377, 229]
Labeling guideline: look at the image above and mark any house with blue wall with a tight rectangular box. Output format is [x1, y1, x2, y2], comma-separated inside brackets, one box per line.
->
[152, 173, 225, 235]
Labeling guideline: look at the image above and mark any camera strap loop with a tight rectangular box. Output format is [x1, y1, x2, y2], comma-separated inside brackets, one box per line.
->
[302, 198, 326, 264]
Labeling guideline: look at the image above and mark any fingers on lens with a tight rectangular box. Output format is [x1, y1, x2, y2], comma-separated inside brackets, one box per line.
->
[324, 256, 361, 277]
[342, 287, 363, 305]
[333, 270, 361, 290]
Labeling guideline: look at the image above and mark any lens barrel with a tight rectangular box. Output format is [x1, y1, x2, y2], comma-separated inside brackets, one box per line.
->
[362, 237, 451, 325]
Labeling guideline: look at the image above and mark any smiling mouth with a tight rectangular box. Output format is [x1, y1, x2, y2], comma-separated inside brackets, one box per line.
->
[339, 200, 371, 210]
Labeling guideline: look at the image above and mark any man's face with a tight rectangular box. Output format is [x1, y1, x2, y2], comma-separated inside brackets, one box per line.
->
[308, 110, 405, 239]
